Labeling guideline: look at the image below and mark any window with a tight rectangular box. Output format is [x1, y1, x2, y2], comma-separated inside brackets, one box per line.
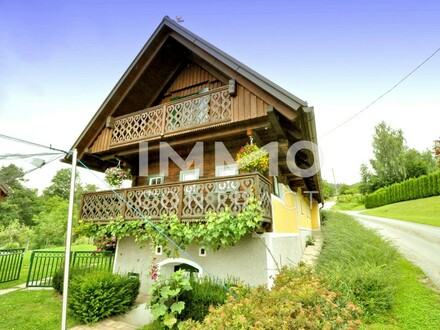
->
[179, 169, 200, 181]
[199, 247, 207, 257]
[180, 169, 200, 195]
[215, 164, 238, 192]
[215, 164, 238, 177]
[147, 174, 164, 185]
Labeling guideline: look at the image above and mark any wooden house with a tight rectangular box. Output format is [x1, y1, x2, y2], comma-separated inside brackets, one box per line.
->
[0, 183, 12, 202]
[70, 16, 323, 290]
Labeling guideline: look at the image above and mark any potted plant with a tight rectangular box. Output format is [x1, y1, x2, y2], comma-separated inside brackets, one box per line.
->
[104, 166, 132, 188]
[236, 143, 269, 174]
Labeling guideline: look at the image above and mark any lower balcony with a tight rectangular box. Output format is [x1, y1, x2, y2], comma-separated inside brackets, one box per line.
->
[80, 173, 272, 224]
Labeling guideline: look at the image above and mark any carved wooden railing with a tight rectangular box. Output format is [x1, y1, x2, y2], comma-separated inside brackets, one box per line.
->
[110, 87, 231, 147]
[80, 173, 272, 223]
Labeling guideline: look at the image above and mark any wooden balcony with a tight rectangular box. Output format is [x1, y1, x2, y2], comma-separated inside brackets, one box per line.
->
[80, 173, 272, 224]
[109, 87, 232, 148]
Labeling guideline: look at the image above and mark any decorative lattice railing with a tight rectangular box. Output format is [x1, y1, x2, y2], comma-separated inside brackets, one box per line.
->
[110, 87, 231, 147]
[80, 173, 272, 223]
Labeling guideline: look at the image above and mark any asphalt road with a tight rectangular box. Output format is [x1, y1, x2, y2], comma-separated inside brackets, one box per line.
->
[345, 211, 440, 289]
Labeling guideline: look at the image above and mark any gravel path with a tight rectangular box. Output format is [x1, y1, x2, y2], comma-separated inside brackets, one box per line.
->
[346, 211, 440, 289]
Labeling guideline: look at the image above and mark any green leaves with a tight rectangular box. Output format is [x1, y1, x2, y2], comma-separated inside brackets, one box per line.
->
[77, 199, 265, 256]
[149, 270, 192, 329]
[170, 301, 185, 314]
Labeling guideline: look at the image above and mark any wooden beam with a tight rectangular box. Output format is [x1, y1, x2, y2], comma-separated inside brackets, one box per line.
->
[285, 128, 302, 140]
[228, 79, 237, 96]
[106, 116, 115, 129]
[267, 106, 286, 139]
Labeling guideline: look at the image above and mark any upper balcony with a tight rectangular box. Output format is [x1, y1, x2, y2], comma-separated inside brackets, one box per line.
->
[87, 84, 271, 155]
[109, 86, 232, 148]
[80, 172, 272, 225]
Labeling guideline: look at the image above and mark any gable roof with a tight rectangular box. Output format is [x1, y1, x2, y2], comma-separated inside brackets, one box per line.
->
[70, 16, 308, 158]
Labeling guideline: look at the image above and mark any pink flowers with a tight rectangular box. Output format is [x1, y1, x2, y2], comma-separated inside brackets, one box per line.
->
[104, 166, 132, 188]
[94, 234, 117, 252]
[150, 258, 159, 280]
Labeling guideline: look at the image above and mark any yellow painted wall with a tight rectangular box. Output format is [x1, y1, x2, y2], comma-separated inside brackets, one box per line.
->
[310, 199, 321, 230]
[297, 189, 320, 230]
[271, 194, 299, 233]
[271, 185, 321, 233]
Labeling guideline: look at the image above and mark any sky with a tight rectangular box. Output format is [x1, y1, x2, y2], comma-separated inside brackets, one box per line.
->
[0, 0, 439, 192]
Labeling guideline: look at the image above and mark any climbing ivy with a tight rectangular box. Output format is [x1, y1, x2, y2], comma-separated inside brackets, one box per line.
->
[77, 197, 265, 257]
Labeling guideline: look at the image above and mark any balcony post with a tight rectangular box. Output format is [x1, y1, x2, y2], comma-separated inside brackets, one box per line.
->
[121, 190, 127, 219]
[254, 173, 261, 200]
[178, 183, 184, 222]
[161, 104, 167, 136]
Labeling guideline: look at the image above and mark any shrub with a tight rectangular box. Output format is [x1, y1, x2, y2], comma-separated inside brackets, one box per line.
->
[179, 266, 362, 329]
[68, 271, 140, 323]
[178, 276, 242, 322]
[52, 267, 89, 294]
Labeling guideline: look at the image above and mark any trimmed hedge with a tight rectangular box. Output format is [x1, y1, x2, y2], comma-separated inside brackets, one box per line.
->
[365, 171, 440, 208]
[52, 267, 89, 295]
[68, 271, 140, 324]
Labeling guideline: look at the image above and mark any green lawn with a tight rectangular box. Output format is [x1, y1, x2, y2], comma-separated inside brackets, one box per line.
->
[0, 290, 79, 330]
[0, 244, 95, 290]
[361, 196, 440, 227]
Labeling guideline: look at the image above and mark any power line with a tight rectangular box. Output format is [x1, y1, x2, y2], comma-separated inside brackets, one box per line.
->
[0, 133, 69, 187]
[320, 46, 440, 139]
[0, 152, 63, 160]
[0, 154, 64, 187]
[0, 133, 69, 154]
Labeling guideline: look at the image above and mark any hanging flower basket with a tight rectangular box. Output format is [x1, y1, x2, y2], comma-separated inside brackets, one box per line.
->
[236, 143, 269, 174]
[104, 166, 132, 188]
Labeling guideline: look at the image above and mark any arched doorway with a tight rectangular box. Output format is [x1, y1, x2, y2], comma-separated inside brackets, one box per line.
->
[157, 258, 203, 278]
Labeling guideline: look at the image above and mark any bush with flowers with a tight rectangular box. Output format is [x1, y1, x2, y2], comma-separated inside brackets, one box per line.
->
[104, 166, 132, 188]
[236, 143, 269, 174]
[94, 234, 117, 252]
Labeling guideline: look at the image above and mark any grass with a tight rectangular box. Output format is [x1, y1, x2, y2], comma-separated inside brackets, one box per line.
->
[361, 196, 440, 227]
[318, 211, 440, 328]
[0, 244, 95, 290]
[331, 201, 366, 211]
[330, 193, 366, 211]
[317, 211, 400, 321]
[0, 290, 79, 330]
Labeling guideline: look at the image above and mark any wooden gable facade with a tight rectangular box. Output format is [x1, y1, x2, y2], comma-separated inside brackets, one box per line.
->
[0, 183, 11, 202]
[71, 17, 323, 226]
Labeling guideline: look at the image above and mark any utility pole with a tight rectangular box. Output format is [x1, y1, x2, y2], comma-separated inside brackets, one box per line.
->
[332, 168, 338, 196]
